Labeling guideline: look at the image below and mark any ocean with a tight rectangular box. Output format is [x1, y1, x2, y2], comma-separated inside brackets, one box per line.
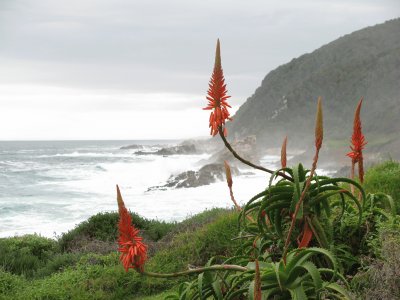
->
[0, 140, 283, 238]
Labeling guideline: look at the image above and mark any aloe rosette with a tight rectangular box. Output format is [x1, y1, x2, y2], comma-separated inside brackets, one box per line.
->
[239, 164, 365, 253]
[168, 248, 350, 300]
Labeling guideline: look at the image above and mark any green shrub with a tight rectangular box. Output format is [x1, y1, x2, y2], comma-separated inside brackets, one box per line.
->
[0, 269, 26, 298]
[58, 212, 177, 253]
[0, 235, 59, 277]
[35, 253, 82, 278]
[364, 160, 400, 213]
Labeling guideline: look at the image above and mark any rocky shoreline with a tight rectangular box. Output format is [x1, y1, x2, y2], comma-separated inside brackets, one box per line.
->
[119, 135, 384, 190]
[120, 136, 260, 190]
[147, 163, 241, 190]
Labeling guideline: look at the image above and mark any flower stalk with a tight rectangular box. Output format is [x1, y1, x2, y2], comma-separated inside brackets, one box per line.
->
[283, 97, 323, 261]
[218, 126, 293, 181]
[138, 264, 248, 278]
[281, 136, 288, 169]
[224, 161, 241, 212]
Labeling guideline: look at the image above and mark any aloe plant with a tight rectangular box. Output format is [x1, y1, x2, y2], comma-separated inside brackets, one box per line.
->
[168, 248, 350, 300]
[239, 164, 364, 254]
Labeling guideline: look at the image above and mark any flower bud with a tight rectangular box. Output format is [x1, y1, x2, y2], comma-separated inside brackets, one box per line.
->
[224, 160, 233, 188]
[281, 136, 287, 168]
[315, 97, 323, 150]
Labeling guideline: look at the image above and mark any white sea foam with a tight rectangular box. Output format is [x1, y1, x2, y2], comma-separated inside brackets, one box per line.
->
[0, 141, 331, 238]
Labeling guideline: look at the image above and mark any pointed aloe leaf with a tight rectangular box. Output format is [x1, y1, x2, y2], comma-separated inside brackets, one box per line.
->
[267, 263, 281, 291]
[310, 177, 366, 202]
[308, 215, 330, 248]
[324, 282, 352, 299]
[299, 261, 323, 291]
[290, 165, 301, 213]
[287, 248, 337, 274]
[264, 287, 283, 299]
[290, 285, 308, 300]
[212, 280, 223, 300]
[374, 193, 396, 215]
[318, 268, 349, 287]
[248, 280, 255, 300]
[274, 209, 284, 238]
[197, 273, 204, 299]
[180, 281, 194, 300]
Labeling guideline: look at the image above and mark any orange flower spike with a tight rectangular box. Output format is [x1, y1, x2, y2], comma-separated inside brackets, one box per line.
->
[347, 98, 367, 164]
[116, 185, 147, 272]
[203, 39, 232, 136]
[281, 136, 287, 169]
[315, 97, 323, 151]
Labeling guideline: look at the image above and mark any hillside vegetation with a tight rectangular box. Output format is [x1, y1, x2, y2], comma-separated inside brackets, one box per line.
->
[229, 19, 400, 160]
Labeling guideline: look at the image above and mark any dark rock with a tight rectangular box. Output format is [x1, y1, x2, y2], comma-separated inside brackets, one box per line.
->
[136, 144, 198, 156]
[120, 144, 144, 150]
[147, 163, 240, 191]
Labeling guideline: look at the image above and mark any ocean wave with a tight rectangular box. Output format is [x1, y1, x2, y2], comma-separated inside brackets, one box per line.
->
[36, 152, 136, 158]
[0, 142, 298, 238]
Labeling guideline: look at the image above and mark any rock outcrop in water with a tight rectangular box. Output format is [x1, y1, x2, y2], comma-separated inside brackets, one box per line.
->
[135, 144, 198, 156]
[147, 163, 240, 190]
[120, 144, 144, 150]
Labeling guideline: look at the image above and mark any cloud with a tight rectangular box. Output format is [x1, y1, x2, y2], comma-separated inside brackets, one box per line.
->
[0, 0, 398, 139]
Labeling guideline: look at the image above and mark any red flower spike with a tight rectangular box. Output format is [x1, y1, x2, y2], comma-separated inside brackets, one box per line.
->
[116, 185, 147, 272]
[203, 39, 232, 136]
[347, 97, 367, 164]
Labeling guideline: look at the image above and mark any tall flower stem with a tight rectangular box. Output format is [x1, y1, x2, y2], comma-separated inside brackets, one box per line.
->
[139, 264, 248, 278]
[229, 185, 255, 222]
[218, 127, 293, 182]
[228, 185, 241, 212]
[282, 97, 323, 262]
[282, 149, 320, 261]
[224, 161, 255, 221]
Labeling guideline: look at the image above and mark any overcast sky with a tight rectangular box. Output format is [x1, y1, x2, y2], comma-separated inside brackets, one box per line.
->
[0, 0, 399, 140]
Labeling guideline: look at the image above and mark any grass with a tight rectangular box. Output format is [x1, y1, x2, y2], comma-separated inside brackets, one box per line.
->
[364, 160, 400, 213]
